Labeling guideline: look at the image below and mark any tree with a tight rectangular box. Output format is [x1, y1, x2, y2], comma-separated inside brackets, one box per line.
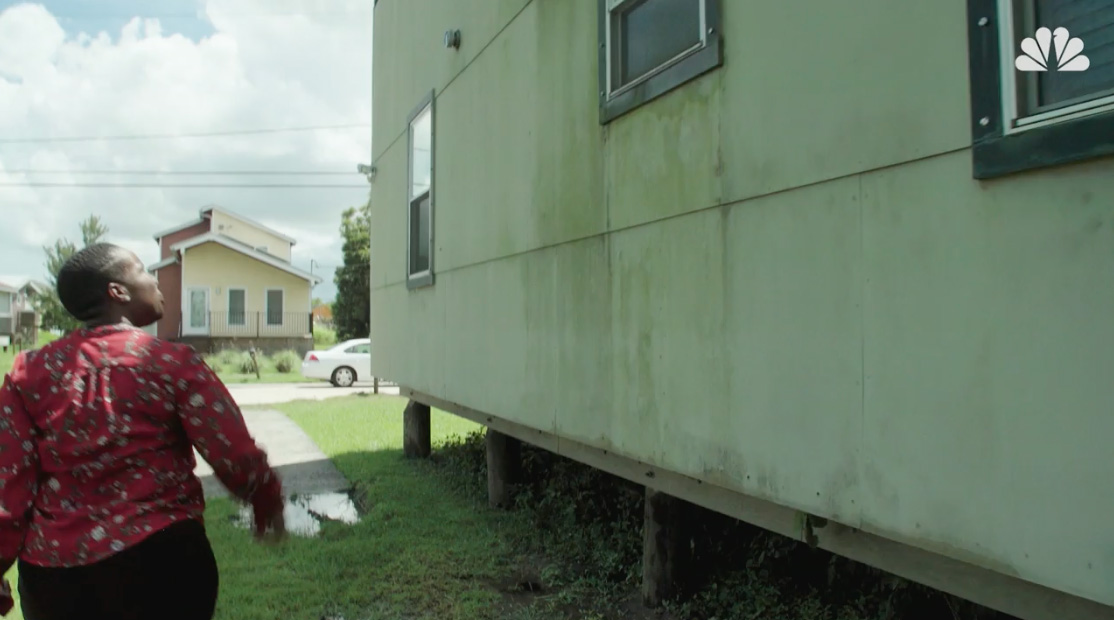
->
[38, 215, 110, 332]
[332, 203, 371, 341]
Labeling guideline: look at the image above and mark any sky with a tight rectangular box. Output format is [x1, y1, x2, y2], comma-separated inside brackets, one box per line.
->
[0, 0, 374, 303]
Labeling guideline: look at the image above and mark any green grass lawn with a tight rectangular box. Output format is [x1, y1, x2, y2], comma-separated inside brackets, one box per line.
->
[0, 348, 13, 379]
[205, 395, 544, 620]
[0, 332, 58, 378]
[215, 370, 312, 385]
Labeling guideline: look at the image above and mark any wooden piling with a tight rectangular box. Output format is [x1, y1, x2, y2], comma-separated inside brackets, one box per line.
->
[403, 400, 431, 458]
[485, 429, 521, 509]
[642, 488, 686, 607]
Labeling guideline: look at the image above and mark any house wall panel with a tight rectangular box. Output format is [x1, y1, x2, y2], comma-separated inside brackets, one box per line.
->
[208, 211, 293, 262]
[371, 0, 1114, 609]
[159, 221, 210, 260]
[155, 263, 182, 340]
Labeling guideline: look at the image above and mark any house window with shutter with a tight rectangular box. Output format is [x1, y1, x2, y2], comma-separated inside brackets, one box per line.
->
[967, 0, 1114, 178]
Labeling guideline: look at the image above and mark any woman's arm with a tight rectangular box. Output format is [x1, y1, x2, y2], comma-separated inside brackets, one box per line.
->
[0, 355, 39, 614]
[173, 350, 285, 536]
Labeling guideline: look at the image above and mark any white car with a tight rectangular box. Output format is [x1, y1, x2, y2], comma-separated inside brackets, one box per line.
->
[301, 338, 371, 387]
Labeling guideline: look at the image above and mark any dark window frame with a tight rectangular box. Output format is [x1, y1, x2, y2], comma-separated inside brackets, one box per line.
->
[966, 0, 1114, 179]
[406, 89, 435, 290]
[598, 0, 723, 124]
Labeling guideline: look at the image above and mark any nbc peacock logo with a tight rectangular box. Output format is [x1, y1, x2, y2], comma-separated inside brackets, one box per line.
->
[1015, 27, 1090, 72]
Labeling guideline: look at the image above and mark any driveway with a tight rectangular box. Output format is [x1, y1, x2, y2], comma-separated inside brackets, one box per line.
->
[224, 381, 399, 406]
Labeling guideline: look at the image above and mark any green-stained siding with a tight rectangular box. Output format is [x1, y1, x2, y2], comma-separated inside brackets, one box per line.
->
[370, 0, 1114, 610]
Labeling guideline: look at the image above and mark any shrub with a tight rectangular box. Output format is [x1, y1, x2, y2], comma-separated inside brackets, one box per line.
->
[272, 350, 300, 374]
[313, 326, 337, 348]
[432, 431, 1008, 620]
[213, 349, 243, 369]
[232, 351, 257, 375]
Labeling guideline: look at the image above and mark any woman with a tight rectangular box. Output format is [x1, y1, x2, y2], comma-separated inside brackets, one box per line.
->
[0, 243, 287, 619]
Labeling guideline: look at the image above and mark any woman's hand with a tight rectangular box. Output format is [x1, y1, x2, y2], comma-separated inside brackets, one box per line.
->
[253, 505, 287, 544]
[0, 579, 13, 615]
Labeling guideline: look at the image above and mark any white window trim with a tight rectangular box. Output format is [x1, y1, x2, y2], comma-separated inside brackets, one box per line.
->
[0, 292, 12, 317]
[996, 0, 1114, 136]
[604, 0, 709, 100]
[265, 288, 285, 326]
[227, 287, 247, 326]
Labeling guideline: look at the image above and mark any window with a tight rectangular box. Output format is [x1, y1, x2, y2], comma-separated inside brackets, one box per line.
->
[265, 289, 284, 326]
[345, 343, 371, 355]
[599, 0, 723, 123]
[0, 293, 10, 315]
[227, 288, 246, 326]
[407, 90, 435, 289]
[967, 0, 1114, 178]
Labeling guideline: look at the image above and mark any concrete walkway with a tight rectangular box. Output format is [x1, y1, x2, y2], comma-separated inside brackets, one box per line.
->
[194, 407, 349, 499]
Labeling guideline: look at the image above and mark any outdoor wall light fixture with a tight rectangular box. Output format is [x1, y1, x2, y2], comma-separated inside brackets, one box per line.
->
[444, 29, 461, 50]
[357, 163, 376, 184]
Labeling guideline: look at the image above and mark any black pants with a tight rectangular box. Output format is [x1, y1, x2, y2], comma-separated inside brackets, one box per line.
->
[17, 519, 219, 620]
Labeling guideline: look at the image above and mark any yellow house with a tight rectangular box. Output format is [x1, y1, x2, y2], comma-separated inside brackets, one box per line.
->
[147, 205, 323, 354]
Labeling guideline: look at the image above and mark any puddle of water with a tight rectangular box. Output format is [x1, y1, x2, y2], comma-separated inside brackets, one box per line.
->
[232, 491, 361, 537]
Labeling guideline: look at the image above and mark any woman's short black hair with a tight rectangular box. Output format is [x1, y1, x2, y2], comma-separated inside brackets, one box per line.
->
[56, 242, 132, 322]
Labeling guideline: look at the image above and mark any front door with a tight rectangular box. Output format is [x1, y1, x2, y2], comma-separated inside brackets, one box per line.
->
[184, 287, 209, 335]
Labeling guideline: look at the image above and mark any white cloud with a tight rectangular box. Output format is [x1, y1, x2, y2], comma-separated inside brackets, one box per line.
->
[0, 1, 373, 300]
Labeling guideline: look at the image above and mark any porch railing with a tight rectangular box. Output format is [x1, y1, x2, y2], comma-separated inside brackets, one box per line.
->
[200, 311, 313, 338]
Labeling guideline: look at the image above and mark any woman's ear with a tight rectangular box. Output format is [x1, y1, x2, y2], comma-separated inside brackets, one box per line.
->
[107, 282, 132, 303]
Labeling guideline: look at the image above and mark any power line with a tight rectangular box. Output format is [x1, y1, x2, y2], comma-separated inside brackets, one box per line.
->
[7, 169, 354, 176]
[0, 124, 371, 145]
[53, 10, 362, 19]
[0, 182, 367, 189]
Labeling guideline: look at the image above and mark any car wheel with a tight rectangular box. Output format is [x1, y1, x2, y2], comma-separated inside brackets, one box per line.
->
[331, 366, 356, 388]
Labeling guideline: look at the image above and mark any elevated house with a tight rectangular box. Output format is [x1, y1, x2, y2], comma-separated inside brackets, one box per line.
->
[0, 281, 39, 350]
[148, 205, 323, 354]
[369, 1, 1114, 619]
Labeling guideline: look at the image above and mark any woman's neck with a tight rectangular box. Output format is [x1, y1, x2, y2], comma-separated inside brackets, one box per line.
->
[83, 317, 132, 329]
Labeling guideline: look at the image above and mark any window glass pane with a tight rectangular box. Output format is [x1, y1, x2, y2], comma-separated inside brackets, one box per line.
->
[266, 290, 283, 324]
[0, 294, 10, 314]
[228, 290, 246, 325]
[1032, 0, 1114, 108]
[409, 194, 431, 275]
[617, 0, 702, 88]
[410, 106, 432, 200]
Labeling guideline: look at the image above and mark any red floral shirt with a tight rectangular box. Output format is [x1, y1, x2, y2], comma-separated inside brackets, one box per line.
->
[0, 324, 283, 572]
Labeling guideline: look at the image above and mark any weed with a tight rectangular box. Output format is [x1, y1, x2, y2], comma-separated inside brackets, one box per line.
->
[433, 429, 1018, 620]
[272, 350, 300, 373]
